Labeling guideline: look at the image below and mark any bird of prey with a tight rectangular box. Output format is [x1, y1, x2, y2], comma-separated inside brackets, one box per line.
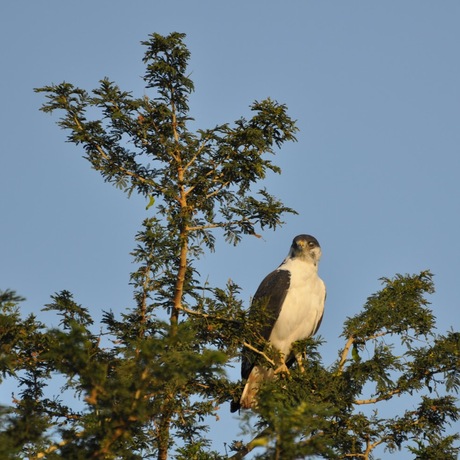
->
[231, 234, 326, 412]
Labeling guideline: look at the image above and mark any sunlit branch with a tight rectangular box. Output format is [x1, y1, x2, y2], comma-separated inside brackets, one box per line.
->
[229, 428, 271, 460]
[355, 388, 402, 405]
[183, 134, 213, 171]
[243, 341, 275, 367]
[32, 432, 84, 460]
[337, 336, 354, 373]
[174, 301, 242, 325]
[338, 331, 390, 374]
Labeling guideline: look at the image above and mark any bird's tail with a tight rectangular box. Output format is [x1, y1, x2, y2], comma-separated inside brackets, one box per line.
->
[238, 365, 273, 410]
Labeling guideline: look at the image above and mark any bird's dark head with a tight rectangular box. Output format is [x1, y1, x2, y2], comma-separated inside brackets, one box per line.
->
[289, 234, 322, 264]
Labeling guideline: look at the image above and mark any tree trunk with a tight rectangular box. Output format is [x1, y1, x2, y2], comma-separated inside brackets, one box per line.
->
[157, 412, 171, 460]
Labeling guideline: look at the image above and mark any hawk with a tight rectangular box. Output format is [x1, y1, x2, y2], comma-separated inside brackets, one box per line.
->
[231, 234, 326, 412]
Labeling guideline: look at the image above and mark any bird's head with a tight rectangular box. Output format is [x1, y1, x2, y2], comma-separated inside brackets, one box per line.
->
[289, 234, 322, 265]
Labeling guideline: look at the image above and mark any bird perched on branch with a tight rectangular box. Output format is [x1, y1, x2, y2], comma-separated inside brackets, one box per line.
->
[231, 234, 326, 412]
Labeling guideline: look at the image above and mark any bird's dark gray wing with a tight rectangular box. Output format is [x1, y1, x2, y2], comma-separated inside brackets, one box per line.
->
[241, 269, 290, 379]
[312, 290, 326, 336]
[313, 312, 324, 336]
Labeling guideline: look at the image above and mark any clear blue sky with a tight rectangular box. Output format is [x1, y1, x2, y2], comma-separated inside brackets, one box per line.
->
[1, 1, 459, 457]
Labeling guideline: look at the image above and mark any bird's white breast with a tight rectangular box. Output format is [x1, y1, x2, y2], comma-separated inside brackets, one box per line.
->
[268, 258, 325, 358]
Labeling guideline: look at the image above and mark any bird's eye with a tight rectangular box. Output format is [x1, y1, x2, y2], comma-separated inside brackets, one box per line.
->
[308, 241, 315, 247]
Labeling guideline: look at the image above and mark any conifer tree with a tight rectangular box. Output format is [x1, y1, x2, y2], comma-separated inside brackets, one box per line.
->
[0, 32, 458, 459]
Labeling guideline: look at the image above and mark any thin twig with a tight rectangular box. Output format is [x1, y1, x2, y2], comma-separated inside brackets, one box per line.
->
[355, 388, 402, 405]
[175, 302, 242, 325]
[243, 341, 275, 367]
[183, 134, 213, 171]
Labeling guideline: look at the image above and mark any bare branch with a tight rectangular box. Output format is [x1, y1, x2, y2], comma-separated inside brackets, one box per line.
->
[243, 341, 275, 367]
[337, 336, 354, 373]
[337, 331, 389, 374]
[355, 388, 402, 405]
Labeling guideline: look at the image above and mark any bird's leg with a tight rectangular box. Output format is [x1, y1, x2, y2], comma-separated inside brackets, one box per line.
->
[295, 352, 305, 373]
[274, 355, 290, 376]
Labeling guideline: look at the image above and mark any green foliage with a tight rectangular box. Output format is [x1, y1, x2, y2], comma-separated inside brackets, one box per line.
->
[229, 273, 459, 459]
[35, 31, 297, 249]
[1, 32, 458, 460]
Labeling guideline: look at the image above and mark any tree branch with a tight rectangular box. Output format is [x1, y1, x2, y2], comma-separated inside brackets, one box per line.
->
[229, 427, 271, 459]
[32, 432, 84, 459]
[183, 134, 213, 171]
[174, 302, 242, 325]
[186, 220, 261, 238]
[337, 336, 354, 373]
[71, 114, 163, 193]
[354, 388, 402, 405]
[337, 331, 390, 374]
[243, 341, 275, 367]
